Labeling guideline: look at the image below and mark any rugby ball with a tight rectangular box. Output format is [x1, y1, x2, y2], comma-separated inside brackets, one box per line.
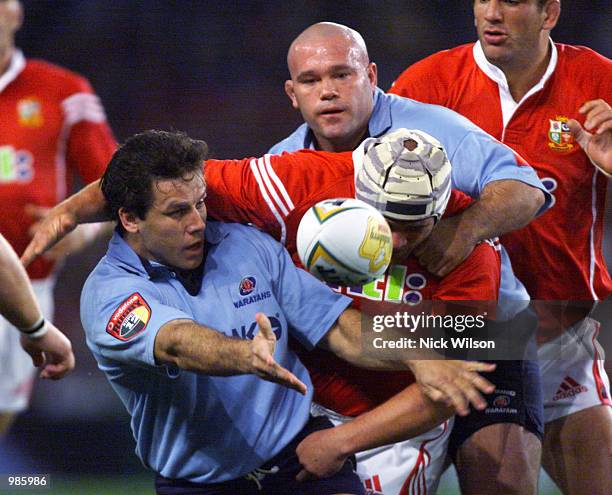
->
[297, 198, 393, 286]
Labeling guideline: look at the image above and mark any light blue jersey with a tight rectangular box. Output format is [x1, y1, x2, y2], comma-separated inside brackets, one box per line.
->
[269, 88, 552, 309]
[80, 221, 352, 484]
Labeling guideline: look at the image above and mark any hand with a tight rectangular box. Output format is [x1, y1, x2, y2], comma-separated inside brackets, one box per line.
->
[408, 360, 496, 416]
[21, 204, 78, 267]
[20, 323, 75, 380]
[568, 99, 612, 176]
[296, 425, 346, 481]
[249, 313, 307, 395]
[413, 215, 476, 277]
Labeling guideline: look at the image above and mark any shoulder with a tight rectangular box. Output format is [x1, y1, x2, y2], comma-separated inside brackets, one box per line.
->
[268, 124, 310, 154]
[25, 59, 93, 95]
[390, 44, 475, 93]
[555, 43, 611, 82]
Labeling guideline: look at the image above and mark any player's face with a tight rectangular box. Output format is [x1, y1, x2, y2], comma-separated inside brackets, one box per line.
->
[0, 0, 22, 51]
[473, 0, 557, 68]
[131, 172, 207, 271]
[387, 217, 435, 262]
[285, 37, 377, 152]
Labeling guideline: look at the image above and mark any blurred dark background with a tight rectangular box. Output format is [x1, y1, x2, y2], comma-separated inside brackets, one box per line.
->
[1, 1, 610, 492]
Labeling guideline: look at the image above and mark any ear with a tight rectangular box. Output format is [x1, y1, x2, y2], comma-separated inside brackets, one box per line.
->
[367, 62, 378, 88]
[118, 207, 141, 234]
[284, 80, 299, 110]
[542, 0, 561, 31]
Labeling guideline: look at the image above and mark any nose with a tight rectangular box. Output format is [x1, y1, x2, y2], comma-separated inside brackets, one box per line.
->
[483, 0, 503, 22]
[392, 231, 407, 250]
[186, 206, 206, 234]
[320, 77, 338, 100]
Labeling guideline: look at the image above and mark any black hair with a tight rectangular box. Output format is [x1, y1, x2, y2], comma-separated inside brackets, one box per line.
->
[100, 130, 209, 233]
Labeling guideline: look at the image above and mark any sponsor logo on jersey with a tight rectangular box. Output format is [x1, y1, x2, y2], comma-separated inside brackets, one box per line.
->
[547, 116, 574, 152]
[229, 314, 282, 340]
[239, 276, 256, 296]
[329, 264, 428, 305]
[0, 146, 34, 183]
[553, 375, 588, 401]
[17, 98, 44, 127]
[106, 293, 151, 341]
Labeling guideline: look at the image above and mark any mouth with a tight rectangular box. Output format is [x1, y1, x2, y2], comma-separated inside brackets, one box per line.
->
[483, 28, 508, 45]
[184, 240, 204, 253]
[318, 107, 345, 118]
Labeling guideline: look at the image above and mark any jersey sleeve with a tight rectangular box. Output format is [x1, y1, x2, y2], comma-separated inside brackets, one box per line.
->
[205, 151, 353, 244]
[245, 227, 352, 350]
[80, 275, 191, 376]
[63, 77, 117, 183]
[450, 129, 551, 212]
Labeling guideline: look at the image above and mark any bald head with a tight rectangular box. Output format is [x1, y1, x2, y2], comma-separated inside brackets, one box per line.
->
[287, 22, 370, 77]
[283, 22, 377, 153]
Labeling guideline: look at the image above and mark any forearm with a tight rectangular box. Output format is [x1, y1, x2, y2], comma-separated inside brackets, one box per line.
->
[155, 319, 251, 375]
[55, 179, 109, 224]
[323, 309, 438, 371]
[333, 384, 452, 455]
[459, 179, 545, 242]
[0, 235, 42, 329]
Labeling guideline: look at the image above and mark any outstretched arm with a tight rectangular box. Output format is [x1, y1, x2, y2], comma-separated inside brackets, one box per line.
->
[321, 308, 495, 416]
[0, 234, 75, 380]
[154, 313, 307, 394]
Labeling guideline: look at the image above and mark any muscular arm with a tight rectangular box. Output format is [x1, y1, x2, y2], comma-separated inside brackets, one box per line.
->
[321, 308, 495, 415]
[296, 384, 452, 480]
[415, 179, 544, 276]
[154, 313, 307, 394]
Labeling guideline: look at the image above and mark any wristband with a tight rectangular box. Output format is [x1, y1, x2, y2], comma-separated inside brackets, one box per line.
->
[18, 317, 48, 339]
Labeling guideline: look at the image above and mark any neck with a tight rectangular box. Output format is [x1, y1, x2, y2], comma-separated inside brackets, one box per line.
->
[500, 38, 551, 102]
[315, 129, 368, 153]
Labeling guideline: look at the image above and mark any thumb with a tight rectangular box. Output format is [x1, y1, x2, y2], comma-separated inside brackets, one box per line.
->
[255, 313, 274, 340]
[24, 204, 50, 220]
[567, 119, 591, 151]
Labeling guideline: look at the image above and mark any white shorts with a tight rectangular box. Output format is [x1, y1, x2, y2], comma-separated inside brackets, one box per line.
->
[538, 317, 611, 423]
[311, 403, 453, 495]
[0, 277, 55, 413]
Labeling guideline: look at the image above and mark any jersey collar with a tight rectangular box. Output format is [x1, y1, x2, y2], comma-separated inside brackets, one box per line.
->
[473, 39, 557, 126]
[0, 49, 26, 94]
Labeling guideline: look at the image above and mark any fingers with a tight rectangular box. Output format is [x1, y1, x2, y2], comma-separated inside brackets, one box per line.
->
[579, 99, 612, 134]
[265, 362, 308, 395]
[567, 119, 591, 151]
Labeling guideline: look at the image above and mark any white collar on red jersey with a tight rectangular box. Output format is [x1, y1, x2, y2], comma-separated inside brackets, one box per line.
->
[0, 49, 26, 94]
[473, 38, 558, 128]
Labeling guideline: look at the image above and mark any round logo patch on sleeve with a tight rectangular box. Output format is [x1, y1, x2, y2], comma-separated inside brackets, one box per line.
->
[106, 293, 152, 341]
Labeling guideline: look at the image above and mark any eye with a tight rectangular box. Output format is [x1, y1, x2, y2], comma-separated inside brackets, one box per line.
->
[196, 199, 206, 210]
[335, 72, 350, 79]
